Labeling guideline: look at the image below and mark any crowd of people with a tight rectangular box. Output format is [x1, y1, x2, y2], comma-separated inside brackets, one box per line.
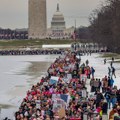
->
[0, 49, 64, 56]
[13, 50, 120, 120]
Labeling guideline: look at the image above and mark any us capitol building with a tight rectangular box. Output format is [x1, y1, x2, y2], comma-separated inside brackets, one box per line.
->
[28, 0, 74, 39]
[46, 4, 75, 39]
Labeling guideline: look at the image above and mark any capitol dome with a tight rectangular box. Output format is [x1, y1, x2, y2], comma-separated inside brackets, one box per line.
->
[52, 11, 65, 21]
[51, 4, 66, 30]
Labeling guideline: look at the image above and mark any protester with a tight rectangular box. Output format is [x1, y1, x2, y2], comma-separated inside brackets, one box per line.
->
[109, 106, 117, 120]
[95, 90, 104, 108]
[112, 57, 114, 62]
[90, 78, 95, 92]
[85, 59, 89, 66]
[111, 66, 116, 78]
[104, 59, 106, 64]
[114, 106, 120, 120]
[101, 76, 108, 93]
[104, 88, 111, 109]
[108, 67, 112, 78]
[110, 57, 114, 67]
[111, 88, 117, 108]
[91, 67, 95, 78]
[101, 99, 108, 114]
[14, 50, 119, 120]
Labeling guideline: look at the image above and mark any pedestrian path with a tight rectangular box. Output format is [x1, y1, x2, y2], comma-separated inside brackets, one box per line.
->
[14, 52, 120, 120]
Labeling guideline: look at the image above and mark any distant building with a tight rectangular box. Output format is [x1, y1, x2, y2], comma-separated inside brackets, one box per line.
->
[51, 3, 66, 36]
[0, 2, 75, 40]
[28, 0, 47, 39]
[0, 28, 28, 40]
[47, 4, 75, 39]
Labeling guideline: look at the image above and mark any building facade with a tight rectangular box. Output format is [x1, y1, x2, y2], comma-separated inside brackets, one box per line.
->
[0, 28, 28, 40]
[47, 4, 75, 39]
[28, 0, 47, 39]
[51, 3, 66, 38]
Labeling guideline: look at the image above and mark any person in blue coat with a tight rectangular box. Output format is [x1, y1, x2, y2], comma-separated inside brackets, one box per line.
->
[110, 78, 114, 87]
[91, 67, 95, 78]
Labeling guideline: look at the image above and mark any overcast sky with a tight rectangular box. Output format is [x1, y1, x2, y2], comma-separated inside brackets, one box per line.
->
[0, 0, 105, 29]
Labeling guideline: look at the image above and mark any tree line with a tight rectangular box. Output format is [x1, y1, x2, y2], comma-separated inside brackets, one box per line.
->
[89, 0, 120, 53]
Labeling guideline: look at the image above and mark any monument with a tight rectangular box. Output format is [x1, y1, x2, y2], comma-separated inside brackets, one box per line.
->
[47, 4, 75, 39]
[28, 0, 47, 39]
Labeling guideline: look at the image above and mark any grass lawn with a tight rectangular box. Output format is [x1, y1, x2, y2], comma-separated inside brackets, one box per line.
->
[100, 53, 120, 59]
[0, 39, 78, 50]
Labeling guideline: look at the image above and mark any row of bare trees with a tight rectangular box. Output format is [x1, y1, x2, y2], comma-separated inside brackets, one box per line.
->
[89, 0, 120, 53]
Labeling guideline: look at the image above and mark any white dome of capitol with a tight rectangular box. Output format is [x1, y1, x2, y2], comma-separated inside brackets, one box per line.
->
[52, 4, 65, 21]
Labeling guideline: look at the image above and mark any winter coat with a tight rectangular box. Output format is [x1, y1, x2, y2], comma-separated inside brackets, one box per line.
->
[96, 93, 104, 103]
[102, 102, 108, 114]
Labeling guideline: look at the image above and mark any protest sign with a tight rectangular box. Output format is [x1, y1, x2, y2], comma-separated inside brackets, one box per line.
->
[80, 74, 87, 82]
[63, 78, 69, 83]
[63, 73, 72, 83]
[52, 97, 66, 112]
[43, 82, 48, 86]
[67, 74, 72, 80]
[49, 68, 54, 73]
[88, 92, 96, 99]
[35, 100, 41, 109]
[52, 94, 70, 111]
[49, 76, 59, 85]
[58, 108, 66, 119]
[82, 89, 87, 98]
